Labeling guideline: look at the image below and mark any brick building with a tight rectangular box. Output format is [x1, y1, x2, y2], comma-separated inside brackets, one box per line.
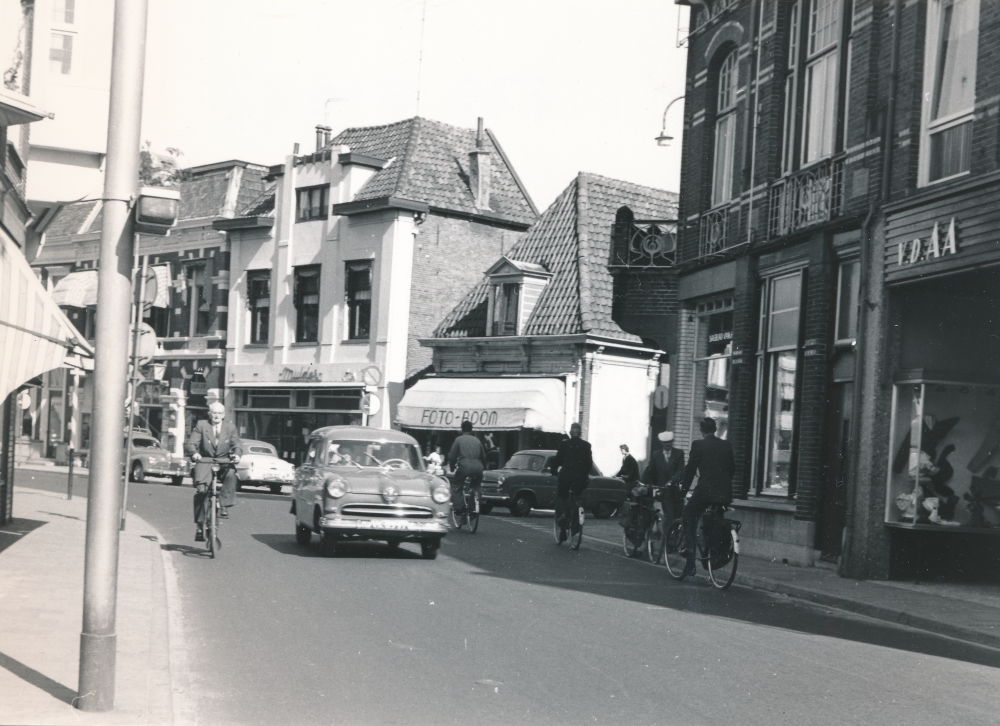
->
[24, 161, 267, 463]
[216, 118, 536, 461]
[674, 0, 1000, 579]
[404, 172, 678, 477]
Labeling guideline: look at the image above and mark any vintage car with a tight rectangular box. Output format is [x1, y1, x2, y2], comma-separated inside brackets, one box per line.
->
[127, 433, 189, 486]
[291, 426, 451, 559]
[481, 449, 628, 518]
[235, 439, 296, 494]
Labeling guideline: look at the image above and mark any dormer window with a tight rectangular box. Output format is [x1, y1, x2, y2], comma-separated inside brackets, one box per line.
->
[484, 257, 553, 337]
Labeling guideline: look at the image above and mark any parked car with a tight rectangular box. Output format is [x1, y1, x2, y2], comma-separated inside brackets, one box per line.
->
[127, 433, 189, 486]
[481, 449, 628, 518]
[291, 426, 451, 559]
[235, 439, 296, 494]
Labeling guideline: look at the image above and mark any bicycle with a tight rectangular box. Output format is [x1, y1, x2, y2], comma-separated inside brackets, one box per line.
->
[553, 492, 584, 550]
[621, 486, 663, 559]
[663, 503, 741, 589]
[450, 474, 481, 534]
[199, 456, 233, 558]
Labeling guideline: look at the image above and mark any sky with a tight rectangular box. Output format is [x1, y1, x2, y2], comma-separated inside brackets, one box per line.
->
[141, 0, 690, 213]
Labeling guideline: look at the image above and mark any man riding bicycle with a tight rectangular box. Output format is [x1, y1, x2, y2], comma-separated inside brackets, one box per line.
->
[548, 422, 592, 543]
[679, 417, 734, 579]
[185, 402, 243, 542]
[447, 420, 487, 524]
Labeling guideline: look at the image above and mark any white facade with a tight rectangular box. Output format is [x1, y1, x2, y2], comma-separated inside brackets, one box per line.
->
[585, 352, 658, 476]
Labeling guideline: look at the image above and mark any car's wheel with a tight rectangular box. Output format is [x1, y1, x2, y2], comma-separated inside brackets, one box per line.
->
[510, 492, 534, 517]
[130, 462, 145, 483]
[270, 484, 282, 494]
[170, 476, 184, 487]
[421, 540, 440, 560]
[480, 501, 494, 515]
[386, 538, 401, 549]
[295, 522, 312, 547]
[592, 501, 616, 519]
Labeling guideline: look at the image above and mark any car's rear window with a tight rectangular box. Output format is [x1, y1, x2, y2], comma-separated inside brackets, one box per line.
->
[134, 438, 158, 449]
[505, 454, 546, 472]
[324, 440, 423, 469]
[248, 446, 276, 456]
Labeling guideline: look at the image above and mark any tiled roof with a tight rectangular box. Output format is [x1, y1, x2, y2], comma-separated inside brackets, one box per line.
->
[434, 172, 678, 342]
[238, 182, 276, 217]
[331, 117, 537, 226]
[45, 201, 100, 237]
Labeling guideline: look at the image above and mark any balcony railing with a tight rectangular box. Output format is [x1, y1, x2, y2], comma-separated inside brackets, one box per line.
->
[768, 154, 845, 239]
[610, 214, 676, 268]
[698, 205, 732, 259]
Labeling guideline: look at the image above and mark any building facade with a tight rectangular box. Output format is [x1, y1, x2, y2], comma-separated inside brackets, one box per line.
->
[408, 172, 678, 477]
[218, 118, 536, 462]
[675, 0, 1000, 579]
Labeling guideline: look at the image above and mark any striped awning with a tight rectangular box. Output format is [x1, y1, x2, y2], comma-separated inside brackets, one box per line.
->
[149, 265, 170, 308]
[0, 231, 95, 401]
[51, 269, 99, 307]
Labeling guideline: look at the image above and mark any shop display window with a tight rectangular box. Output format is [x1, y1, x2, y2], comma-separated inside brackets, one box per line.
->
[886, 373, 1000, 530]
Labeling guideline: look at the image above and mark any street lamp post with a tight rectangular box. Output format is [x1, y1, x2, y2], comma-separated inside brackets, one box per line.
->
[655, 95, 686, 147]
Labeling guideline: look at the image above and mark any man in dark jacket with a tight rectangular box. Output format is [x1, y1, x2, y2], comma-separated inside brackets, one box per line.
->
[448, 420, 487, 518]
[642, 431, 686, 523]
[614, 444, 640, 483]
[185, 402, 243, 541]
[679, 417, 735, 578]
[549, 422, 592, 540]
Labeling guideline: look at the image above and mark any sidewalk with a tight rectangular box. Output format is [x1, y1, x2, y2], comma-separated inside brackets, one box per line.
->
[0, 485, 173, 726]
[579, 516, 1000, 649]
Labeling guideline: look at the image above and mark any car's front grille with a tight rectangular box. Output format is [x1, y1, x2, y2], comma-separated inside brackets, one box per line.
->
[341, 503, 433, 519]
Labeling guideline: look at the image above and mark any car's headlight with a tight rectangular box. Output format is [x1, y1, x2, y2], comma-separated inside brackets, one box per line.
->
[432, 486, 451, 503]
[497, 475, 505, 485]
[326, 477, 348, 498]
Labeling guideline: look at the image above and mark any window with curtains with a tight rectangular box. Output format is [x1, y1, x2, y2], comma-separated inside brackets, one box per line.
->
[345, 261, 372, 340]
[185, 265, 211, 336]
[492, 283, 520, 336]
[921, 0, 979, 184]
[753, 270, 806, 496]
[692, 298, 734, 441]
[296, 185, 329, 222]
[50, 33, 73, 74]
[834, 259, 859, 345]
[294, 266, 320, 343]
[247, 270, 271, 344]
[712, 50, 739, 208]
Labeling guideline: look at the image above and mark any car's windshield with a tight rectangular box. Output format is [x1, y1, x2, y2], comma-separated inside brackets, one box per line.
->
[504, 453, 546, 472]
[324, 440, 423, 470]
[247, 445, 276, 456]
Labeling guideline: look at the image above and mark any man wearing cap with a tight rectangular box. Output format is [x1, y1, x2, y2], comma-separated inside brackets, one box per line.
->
[679, 417, 735, 579]
[641, 431, 686, 524]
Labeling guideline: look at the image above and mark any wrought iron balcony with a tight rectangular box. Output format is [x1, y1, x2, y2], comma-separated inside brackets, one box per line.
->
[768, 154, 845, 239]
[698, 205, 733, 259]
[610, 208, 676, 269]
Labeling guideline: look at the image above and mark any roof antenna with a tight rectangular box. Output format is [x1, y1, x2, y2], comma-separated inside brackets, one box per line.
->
[415, 0, 427, 116]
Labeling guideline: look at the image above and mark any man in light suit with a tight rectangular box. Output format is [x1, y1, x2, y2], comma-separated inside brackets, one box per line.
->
[679, 417, 735, 579]
[185, 402, 243, 541]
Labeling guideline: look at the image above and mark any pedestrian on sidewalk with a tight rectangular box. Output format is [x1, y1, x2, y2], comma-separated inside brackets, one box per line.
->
[186, 402, 242, 541]
[679, 417, 734, 579]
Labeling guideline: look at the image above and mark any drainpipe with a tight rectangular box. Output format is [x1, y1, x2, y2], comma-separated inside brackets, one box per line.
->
[840, 0, 901, 578]
[744, 0, 764, 246]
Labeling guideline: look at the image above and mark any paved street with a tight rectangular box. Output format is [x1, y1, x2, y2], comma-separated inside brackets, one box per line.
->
[10, 469, 1000, 725]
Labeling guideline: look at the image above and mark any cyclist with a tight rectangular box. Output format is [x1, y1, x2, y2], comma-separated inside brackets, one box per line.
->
[678, 417, 734, 579]
[185, 402, 242, 542]
[614, 444, 640, 484]
[641, 431, 686, 525]
[548, 422, 592, 543]
[447, 421, 487, 523]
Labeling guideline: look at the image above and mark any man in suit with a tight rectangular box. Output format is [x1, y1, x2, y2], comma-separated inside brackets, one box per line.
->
[679, 417, 735, 578]
[641, 431, 686, 523]
[548, 422, 592, 541]
[614, 444, 640, 484]
[186, 402, 243, 541]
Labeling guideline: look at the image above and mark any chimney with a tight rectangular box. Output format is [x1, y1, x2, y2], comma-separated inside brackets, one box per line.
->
[468, 117, 491, 210]
[315, 125, 332, 152]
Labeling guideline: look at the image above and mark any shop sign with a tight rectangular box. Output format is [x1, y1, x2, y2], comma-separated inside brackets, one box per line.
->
[418, 408, 504, 428]
[190, 382, 208, 395]
[897, 218, 959, 266]
[279, 367, 322, 383]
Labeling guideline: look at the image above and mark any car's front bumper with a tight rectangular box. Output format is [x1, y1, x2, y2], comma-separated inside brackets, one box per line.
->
[480, 486, 509, 504]
[319, 516, 449, 536]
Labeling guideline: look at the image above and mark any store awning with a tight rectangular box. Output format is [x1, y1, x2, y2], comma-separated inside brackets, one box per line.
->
[0, 232, 94, 401]
[150, 265, 171, 308]
[396, 377, 566, 432]
[51, 270, 99, 307]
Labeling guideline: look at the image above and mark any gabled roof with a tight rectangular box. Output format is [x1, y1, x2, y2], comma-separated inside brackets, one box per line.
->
[433, 172, 678, 342]
[330, 117, 537, 226]
[485, 256, 552, 277]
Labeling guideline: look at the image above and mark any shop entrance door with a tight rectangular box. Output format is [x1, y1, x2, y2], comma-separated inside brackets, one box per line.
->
[819, 381, 853, 561]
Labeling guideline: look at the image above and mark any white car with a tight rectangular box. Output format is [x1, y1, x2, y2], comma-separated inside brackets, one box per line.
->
[235, 439, 296, 494]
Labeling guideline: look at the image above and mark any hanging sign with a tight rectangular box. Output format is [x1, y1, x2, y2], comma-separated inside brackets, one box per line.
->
[897, 218, 959, 266]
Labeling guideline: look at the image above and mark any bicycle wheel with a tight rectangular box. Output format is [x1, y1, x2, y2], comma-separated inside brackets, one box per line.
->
[467, 490, 480, 534]
[622, 524, 643, 557]
[646, 511, 665, 564]
[450, 497, 464, 529]
[708, 528, 739, 590]
[663, 519, 689, 579]
[569, 505, 584, 550]
[207, 495, 218, 559]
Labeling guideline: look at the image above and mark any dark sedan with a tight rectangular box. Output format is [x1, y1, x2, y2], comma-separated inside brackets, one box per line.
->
[480, 449, 628, 518]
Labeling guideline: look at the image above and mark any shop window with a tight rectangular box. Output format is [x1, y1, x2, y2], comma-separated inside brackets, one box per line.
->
[693, 298, 733, 440]
[492, 282, 520, 336]
[835, 259, 859, 344]
[296, 185, 329, 222]
[920, 0, 979, 185]
[185, 265, 211, 337]
[753, 271, 805, 496]
[247, 270, 270, 344]
[345, 261, 371, 340]
[294, 266, 320, 343]
[50, 32, 73, 75]
[711, 50, 738, 208]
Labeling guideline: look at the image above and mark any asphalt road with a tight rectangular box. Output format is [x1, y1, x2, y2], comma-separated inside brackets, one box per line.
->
[14, 469, 1000, 725]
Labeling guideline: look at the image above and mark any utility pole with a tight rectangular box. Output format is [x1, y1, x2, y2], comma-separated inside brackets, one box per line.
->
[77, 0, 148, 712]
